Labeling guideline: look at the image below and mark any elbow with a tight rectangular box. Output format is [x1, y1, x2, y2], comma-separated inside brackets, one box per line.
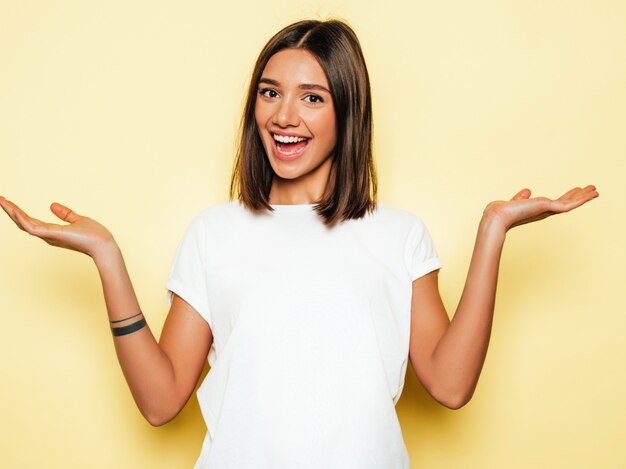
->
[430, 385, 475, 410]
[145, 413, 174, 427]
[138, 388, 189, 426]
[421, 361, 480, 409]
[142, 405, 181, 427]
[438, 394, 471, 410]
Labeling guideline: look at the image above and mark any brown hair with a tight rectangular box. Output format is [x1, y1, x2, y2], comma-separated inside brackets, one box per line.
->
[229, 19, 377, 226]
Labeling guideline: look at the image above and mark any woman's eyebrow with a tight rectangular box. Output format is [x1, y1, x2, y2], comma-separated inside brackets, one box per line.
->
[259, 77, 280, 86]
[299, 83, 331, 94]
[258, 77, 330, 94]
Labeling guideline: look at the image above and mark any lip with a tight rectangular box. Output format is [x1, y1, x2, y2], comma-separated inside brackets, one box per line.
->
[269, 132, 311, 161]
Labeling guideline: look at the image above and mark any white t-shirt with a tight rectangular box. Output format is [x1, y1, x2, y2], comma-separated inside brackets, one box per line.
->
[166, 201, 441, 468]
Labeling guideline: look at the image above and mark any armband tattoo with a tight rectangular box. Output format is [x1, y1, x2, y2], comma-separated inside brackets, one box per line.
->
[110, 312, 143, 324]
[111, 318, 147, 337]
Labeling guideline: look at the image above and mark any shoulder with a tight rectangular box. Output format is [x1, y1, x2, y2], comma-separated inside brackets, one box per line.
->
[185, 201, 250, 229]
[345, 204, 435, 253]
[173, 201, 251, 248]
[362, 203, 429, 233]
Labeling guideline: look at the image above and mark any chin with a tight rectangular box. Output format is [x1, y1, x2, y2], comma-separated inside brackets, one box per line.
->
[270, 163, 308, 181]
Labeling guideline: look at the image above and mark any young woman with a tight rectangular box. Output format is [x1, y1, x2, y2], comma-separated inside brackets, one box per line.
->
[0, 19, 598, 468]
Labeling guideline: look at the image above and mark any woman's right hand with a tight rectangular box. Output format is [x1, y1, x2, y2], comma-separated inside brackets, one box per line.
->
[0, 196, 116, 259]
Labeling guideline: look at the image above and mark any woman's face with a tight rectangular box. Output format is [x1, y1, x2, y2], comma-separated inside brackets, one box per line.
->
[255, 48, 337, 203]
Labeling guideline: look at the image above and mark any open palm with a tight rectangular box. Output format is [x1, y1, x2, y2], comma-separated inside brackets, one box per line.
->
[0, 196, 114, 258]
[485, 185, 599, 231]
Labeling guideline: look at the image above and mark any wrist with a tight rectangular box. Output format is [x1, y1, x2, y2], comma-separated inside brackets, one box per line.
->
[91, 239, 122, 269]
[478, 208, 507, 245]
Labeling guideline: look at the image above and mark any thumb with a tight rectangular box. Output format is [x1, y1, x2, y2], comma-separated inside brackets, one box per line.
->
[50, 202, 81, 223]
[511, 188, 531, 201]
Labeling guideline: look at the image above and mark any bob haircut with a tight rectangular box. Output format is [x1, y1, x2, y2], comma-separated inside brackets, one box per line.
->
[229, 19, 377, 226]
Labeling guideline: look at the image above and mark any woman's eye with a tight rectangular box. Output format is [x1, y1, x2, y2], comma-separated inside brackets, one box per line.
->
[304, 94, 323, 104]
[259, 88, 278, 98]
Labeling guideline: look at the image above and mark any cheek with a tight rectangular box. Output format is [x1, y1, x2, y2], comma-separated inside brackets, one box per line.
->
[254, 99, 270, 130]
[323, 116, 337, 148]
[254, 103, 263, 129]
[321, 106, 337, 146]
[309, 111, 336, 144]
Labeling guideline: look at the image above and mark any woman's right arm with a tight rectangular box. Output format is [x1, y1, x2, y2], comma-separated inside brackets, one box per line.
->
[0, 196, 213, 426]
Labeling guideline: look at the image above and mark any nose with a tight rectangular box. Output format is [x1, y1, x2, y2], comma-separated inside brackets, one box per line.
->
[273, 96, 299, 128]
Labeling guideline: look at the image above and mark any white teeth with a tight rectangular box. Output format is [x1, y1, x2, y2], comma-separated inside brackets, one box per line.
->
[273, 134, 308, 143]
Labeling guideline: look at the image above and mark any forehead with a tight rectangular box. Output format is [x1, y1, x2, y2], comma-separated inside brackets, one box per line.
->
[261, 49, 329, 87]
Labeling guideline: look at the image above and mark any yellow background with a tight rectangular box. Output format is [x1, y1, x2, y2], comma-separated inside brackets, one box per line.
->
[1, 1, 624, 467]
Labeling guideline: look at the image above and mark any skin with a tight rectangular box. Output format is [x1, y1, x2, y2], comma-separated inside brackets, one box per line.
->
[255, 48, 337, 204]
[0, 50, 599, 424]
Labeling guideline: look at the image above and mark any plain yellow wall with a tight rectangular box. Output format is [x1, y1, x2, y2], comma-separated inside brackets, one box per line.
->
[1, 1, 624, 467]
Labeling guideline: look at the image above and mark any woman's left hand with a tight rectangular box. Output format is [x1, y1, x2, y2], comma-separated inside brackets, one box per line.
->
[483, 185, 599, 233]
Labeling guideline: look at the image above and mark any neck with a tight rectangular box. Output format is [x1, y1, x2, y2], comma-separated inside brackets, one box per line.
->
[269, 159, 334, 205]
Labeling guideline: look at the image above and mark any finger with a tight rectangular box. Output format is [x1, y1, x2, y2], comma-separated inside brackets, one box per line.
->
[0, 197, 37, 223]
[0, 196, 12, 218]
[0, 197, 33, 231]
[559, 185, 599, 202]
[566, 185, 599, 205]
[50, 202, 82, 223]
[511, 188, 531, 201]
[12, 206, 59, 237]
[0, 195, 17, 216]
[550, 191, 597, 213]
[581, 184, 599, 198]
[558, 187, 581, 200]
[0, 197, 60, 237]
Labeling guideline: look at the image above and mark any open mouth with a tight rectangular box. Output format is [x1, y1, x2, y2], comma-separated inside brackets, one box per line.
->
[272, 133, 310, 159]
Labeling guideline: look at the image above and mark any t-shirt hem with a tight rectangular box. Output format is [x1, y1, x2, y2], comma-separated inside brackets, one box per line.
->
[166, 279, 213, 329]
[411, 257, 442, 281]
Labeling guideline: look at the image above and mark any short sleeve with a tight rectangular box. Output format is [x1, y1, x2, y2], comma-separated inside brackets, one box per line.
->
[166, 214, 212, 327]
[404, 218, 442, 281]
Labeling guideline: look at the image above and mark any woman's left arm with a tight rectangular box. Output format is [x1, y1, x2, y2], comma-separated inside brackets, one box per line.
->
[409, 185, 599, 409]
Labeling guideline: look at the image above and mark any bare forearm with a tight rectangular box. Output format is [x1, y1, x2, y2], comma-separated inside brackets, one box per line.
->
[416, 186, 598, 408]
[0, 198, 207, 424]
[430, 215, 505, 406]
[93, 243, 179, 425]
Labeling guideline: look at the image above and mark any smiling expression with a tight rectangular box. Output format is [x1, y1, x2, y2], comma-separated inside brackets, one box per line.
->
[254, 48, 337, 203]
